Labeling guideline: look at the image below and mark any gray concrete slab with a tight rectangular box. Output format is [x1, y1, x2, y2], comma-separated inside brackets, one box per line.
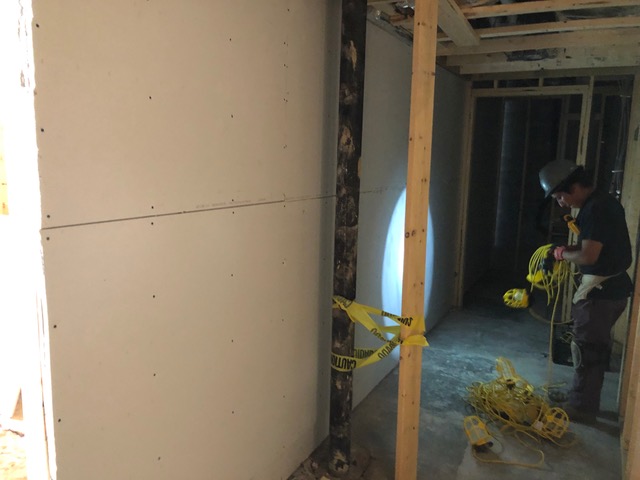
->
[350, 307, 621, 479]
[290, 277, 623, 480]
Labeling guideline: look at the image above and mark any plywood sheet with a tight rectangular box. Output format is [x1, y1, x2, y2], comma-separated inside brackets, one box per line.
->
[43, 199, 334, 480]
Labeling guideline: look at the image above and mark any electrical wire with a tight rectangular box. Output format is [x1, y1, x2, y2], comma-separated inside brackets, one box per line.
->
[527, 244, 583, 402]
[470, 246, 580, 469]
[469, 430, 546, 469]
[526, 243, 577, 325]
[466, 357, 577, 450]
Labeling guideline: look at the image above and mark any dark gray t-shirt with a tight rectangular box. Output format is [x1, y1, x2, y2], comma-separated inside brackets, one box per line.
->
[577, 191, 633, 299]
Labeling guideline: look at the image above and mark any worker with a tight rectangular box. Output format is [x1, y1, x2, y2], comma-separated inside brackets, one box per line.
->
[539, 159, 633, 423]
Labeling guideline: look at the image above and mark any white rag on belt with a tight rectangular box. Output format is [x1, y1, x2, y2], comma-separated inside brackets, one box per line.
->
[573, 274, 614, 304]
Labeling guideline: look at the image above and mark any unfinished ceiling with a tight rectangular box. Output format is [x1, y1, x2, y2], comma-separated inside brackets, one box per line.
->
[367, 0, 640, 78]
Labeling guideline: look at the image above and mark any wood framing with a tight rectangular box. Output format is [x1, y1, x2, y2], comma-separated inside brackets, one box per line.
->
[461, 0, 640, 20]
[395, 0, 438, 478]
[470, 67, 640, 82]
[0, 126, 7, 215]
[514, 99, 532, 270]
[472, 85, 589, 98]
[576, 77, 594, 166]
[623, 273, 640, 463]
[454, 81, 474, 308]
[439, 16, 640, 42]
[453, 46, 640, 75]
[626, 310, 640, 479]
[454, 82, 592, 317]
[437, 0, 479, 46]
[620, 75, 640, 458]
[369, 0, 640, 75]
[437, 27, 640, 57]
[560, 78, 594, 325]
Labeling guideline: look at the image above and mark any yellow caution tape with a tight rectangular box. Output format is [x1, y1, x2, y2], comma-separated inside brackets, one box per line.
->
[331, 296, 428, 372]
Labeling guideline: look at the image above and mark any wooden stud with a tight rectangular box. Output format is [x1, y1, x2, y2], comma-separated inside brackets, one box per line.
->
[470, 66, 640, 82]
[626, 306, 640, 478]
[622, 270, 640, 457]
[620, 75, 640, 447]
[577, 77, 594, 167]
[472, 85, 589, 98]
[439, 16, 640, 42]
[461, 0, 640, 20]
[556, 97, 570, 162]
[456, 46, 640, 74]
[395, 0, 438, 478]
[624, 258, 640, 478]
[514, 99, 532, 270]
[559, 78, 593, 326]
[437, 27, 640, 57]
[0, 126, 8, 215]
[590, 92, 608, 188]
[437, 0, 479, 47]
[454, 81, 474, 308]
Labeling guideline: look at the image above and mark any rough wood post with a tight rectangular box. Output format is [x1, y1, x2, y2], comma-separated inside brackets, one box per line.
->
[329, 0, 367, 476]
[395, 0, 438, 479]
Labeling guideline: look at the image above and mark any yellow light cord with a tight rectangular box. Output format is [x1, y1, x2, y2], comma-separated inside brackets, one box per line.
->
[526, 244, 582, 404]
[485, 246, 581, 467]
[527, 244, 574, 309]
[466, 357, 577, 455]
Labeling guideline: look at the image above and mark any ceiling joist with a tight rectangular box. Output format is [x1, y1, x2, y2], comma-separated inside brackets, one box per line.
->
[460, 0, 640, 20]
[367, 0, 640, 77]
[438, 15, 640, 41]
[438, 27, 640, 56]
[437, 0, 480, 46]
[455, 45, 640, 74]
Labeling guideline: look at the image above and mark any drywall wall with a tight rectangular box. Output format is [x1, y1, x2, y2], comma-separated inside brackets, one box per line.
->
[32, 1, 467, 477]
[355, 25, 466, 402]
[41, 202, 334, 480]
[32, 1, 341, 479]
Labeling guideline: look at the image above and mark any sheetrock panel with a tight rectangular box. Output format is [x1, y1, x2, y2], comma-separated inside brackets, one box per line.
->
[356, 23, 467, 403]
[356, 25, 413, 403]
[43, 199, 333, 480]
[428, 67, 467, 319]
[32, 0, 337, 228]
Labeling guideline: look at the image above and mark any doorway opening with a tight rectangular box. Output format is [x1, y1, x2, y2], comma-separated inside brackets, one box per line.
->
[460, 78, 634, 413]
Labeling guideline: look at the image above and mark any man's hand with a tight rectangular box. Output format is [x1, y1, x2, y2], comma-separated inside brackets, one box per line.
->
[553, 245, 567, 261]
[542, 245, 557, 274]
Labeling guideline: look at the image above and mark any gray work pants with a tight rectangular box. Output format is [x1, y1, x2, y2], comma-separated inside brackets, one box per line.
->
[568, 297, 628, 413]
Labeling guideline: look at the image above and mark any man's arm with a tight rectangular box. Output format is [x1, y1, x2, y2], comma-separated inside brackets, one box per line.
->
[559, 239, 602, 266]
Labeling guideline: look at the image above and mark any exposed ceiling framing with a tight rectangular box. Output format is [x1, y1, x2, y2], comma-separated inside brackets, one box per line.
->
[367, 0, 640, 79]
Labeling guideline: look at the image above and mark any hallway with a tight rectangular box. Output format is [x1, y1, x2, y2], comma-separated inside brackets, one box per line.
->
[292, 275, 623, 479]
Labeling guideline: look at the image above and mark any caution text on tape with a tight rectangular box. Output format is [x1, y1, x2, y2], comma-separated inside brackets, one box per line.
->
[330, 295, 428, 371]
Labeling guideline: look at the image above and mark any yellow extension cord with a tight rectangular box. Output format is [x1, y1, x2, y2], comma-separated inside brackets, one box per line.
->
[527, 243, 576, 316]
[466, 245, 580, 468]
[465, 358, 577, 468]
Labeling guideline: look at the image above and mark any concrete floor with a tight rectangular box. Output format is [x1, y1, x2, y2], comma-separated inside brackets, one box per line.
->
[291, 274, 623, 479]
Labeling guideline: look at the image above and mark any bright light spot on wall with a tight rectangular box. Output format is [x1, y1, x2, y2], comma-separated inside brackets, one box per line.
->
[381, 188, 434, 320]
